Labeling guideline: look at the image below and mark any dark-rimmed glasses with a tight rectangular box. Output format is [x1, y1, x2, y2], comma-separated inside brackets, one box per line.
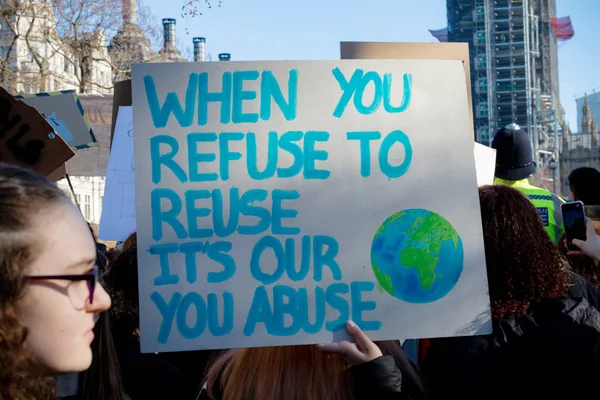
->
[25, 265, 99, 306]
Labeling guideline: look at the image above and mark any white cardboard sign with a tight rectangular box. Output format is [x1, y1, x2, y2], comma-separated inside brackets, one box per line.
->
[98, 106, 136, 241]
[474, 143, 497, 186]
[132, 60, 492, 353]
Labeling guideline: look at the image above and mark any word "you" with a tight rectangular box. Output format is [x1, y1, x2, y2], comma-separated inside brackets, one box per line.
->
[332, 68, 413, 118]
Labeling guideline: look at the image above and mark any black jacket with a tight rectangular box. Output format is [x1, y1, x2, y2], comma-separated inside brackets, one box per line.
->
[422, 297, 600, 399]
[197, 355, 419, 400]
[569, 271, 600, 308]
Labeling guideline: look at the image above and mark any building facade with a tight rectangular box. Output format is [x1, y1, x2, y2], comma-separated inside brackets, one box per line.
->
[0, 0, 112, 94]
[1, 0, 218, 224]
[575, 91, 600, 132]
[57, 176, 106, 225]
[446, 0, 562, 156]
[559, 97, 600, 196]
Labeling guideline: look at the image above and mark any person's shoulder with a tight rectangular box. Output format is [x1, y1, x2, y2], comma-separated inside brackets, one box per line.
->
[551, 192, 566, 203]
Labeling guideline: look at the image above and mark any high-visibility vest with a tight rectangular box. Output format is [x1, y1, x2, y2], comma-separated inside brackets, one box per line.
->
[494, 178, 565, 243]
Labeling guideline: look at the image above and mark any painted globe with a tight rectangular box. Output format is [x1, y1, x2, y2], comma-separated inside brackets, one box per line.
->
[370, 209, 464, 303]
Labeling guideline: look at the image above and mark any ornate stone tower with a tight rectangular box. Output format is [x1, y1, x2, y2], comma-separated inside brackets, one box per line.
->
[108, 0, 153, 79]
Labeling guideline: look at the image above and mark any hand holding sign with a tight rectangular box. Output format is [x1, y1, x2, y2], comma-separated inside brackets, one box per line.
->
[0, 86, 74, 176]
[317, 321, 383, 366]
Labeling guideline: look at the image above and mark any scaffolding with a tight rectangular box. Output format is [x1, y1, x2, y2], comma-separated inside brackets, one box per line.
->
[447, 0, 494, 144]
[446, 0, 562, 160]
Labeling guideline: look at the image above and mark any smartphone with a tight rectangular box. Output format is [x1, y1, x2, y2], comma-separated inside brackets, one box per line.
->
[561, 201, 586, 251]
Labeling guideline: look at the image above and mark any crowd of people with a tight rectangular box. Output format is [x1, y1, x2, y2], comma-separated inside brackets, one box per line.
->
[1, 123, 600, 399]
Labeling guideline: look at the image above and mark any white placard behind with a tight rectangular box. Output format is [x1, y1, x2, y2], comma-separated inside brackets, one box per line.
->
[98, 106, 136, 241]
[132, 60, 492, 353]
[474, 143, 497, 186]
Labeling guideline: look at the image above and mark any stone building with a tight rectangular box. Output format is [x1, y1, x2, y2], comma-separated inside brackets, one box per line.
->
[0, 0, 113, 94]
[1, 0, 200, 224]
[559, 96, 600, 196]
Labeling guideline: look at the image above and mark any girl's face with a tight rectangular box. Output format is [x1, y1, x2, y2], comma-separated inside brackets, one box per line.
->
[18, 202, 111, 374]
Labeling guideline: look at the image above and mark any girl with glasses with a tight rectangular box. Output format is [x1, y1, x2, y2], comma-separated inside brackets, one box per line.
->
[0, 164, 111, 399]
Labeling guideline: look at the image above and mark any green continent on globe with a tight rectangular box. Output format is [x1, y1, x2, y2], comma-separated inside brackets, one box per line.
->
[373, 263, 394, 294]
[400, 212, 459, 290]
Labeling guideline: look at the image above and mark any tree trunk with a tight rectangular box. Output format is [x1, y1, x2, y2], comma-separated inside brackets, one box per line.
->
[79, 60, 87, 93]
[39, 68, 47, 92]
[0, 37, 18, 90]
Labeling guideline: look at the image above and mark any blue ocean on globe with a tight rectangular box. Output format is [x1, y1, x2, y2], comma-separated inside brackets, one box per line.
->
[370, 208, 464, 304]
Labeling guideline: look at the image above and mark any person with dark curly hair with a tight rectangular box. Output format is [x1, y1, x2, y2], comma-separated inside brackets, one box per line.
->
[421, 185, 600, 399]
[0, 164, 111, 399]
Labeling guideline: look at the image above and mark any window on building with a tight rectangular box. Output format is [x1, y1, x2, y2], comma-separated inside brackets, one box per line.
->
[476, 31, 486, 45]
[475, 7, 485, 21]
[75, 194, 81, 205]
[64, 55, 70, 73]
[477, 56, 486, 69]
[478, 78, 488, 93]
[84, 195, 91, 220]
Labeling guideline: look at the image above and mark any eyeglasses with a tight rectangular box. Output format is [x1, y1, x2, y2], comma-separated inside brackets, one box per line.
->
[25, 265, 99, 308]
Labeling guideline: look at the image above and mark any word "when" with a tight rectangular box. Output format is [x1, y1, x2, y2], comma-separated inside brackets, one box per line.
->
[143, 68, 413, 128]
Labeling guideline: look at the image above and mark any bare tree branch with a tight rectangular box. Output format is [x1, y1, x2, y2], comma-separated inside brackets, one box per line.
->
[180, 0, 222, 34]
[1, 0, 162, 93]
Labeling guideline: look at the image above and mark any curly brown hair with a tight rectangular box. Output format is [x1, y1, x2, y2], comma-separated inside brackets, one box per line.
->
[478, 185, 570, 319]
[0, 164, 72, 399]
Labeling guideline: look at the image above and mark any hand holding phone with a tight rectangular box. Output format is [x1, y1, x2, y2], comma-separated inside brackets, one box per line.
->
[561, 201, 586, 251]
[568, 218, 600, 265]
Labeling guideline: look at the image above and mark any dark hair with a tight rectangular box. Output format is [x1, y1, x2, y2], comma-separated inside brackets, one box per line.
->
[478, 185, 570, 318]
[0, 164, 71, 399]
[568, 167, 600, 205]
[76, 312, 124, 400]
[74, 240, 124, 400]
[105, 246, 140, 338]
[104, 247, 120, 266]
[585, 205, 600, 219]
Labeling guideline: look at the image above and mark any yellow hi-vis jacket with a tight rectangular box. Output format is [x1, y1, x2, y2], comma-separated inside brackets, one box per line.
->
[494, 178, 565, 243]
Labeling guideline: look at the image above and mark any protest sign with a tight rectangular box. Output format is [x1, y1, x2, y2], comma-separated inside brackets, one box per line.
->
[99, 106, 136, 241]
[132, 60, 492, 353]
[111, 80, 132, 150]
[48, 163, 67, 181]
[0, 86, 74, 176]
[340, 42, 474, 137]
[473, 143, 496, 186]
[16, 90, 97, 149]
[66, 95, 113, 176]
